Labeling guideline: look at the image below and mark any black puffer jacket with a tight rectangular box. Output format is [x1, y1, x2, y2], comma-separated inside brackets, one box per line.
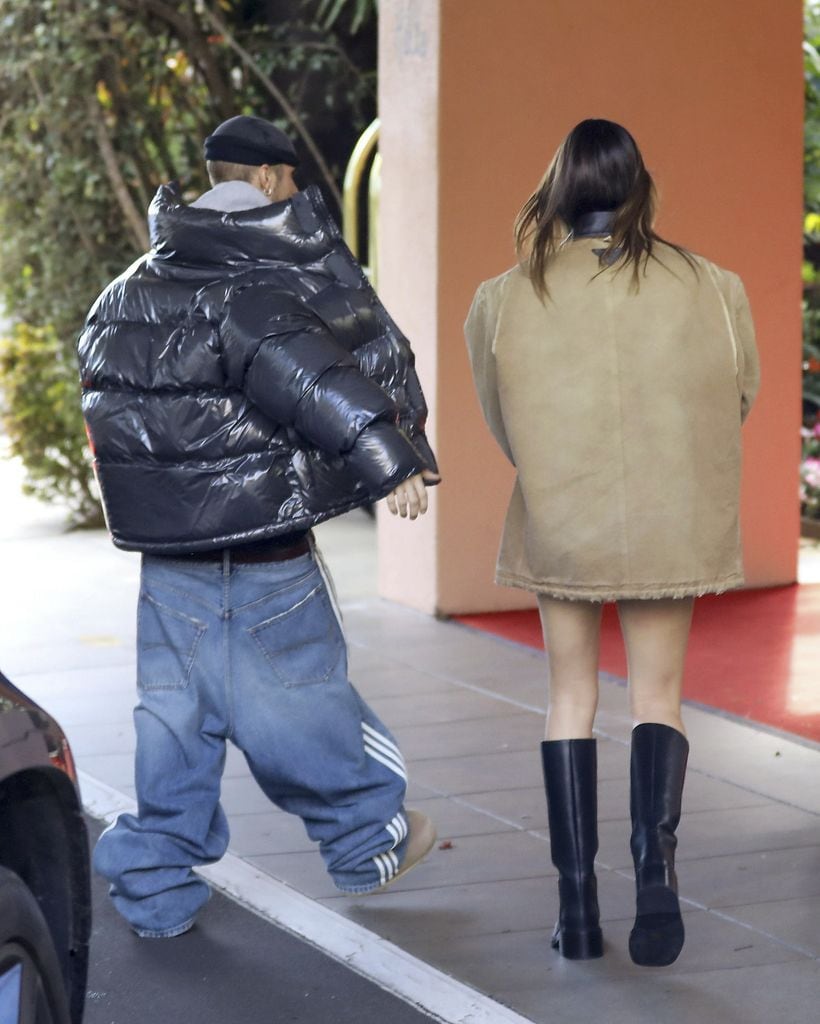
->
[77, 184, 438, 553]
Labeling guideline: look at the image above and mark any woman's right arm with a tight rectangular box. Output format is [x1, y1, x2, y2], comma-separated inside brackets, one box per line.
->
[464, 280, 516, 464]
[731, 275, 760, 424]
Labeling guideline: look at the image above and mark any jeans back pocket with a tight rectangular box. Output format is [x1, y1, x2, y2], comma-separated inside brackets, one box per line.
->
[137, 592, 206, 691]
[248, 583, 344, 688]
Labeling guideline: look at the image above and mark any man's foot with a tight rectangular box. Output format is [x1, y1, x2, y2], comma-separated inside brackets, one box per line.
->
[372, 810, 436, 892]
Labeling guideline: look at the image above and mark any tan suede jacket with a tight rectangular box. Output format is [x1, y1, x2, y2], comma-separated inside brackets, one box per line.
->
[465, 240, 760, 601]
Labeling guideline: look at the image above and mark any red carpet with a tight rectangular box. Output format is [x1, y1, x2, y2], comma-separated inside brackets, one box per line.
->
[455, 586, 820, 743]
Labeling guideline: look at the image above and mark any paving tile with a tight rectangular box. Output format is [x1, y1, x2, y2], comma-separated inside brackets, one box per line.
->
[399, 795, 517, 839]
[31, 690, 138, 728]
[393, 712, 543, 762]
[220, 775, 275, 815]
[533, 779, 765, 834]
[8, 662, 137, 699]
[406, 749, 544, 795]
[224, 743, 252, 779]
[323, 866, 637, 941]
[591, 707, 634, 743]
[403, 778, 440, 802]
[3, 644, 136, 677]
[363, 831, 551, 891]
[348, 653, 447, 700]
[248, 851, 357, 900]
[388, 640, 548, 692]
[406, 739, 628, 798]
[76, 752, 135, 790]
[460, 762, 778, 832]
[458, 781, 633, 830]
[679, 770, 776, 812]
[365, 688, 527, 728]
[598, 802, 820, 869]
[313, 512, 377, 601]
[723, 894, 820, 956]
[324, 877, 555, 941]
[60, 720, 136, 758]
[227, 809, 314, 857]
[493, 771, 772, 830]
[413, 907, 804, 1008]
[250, 830, 554, 900]
[342, 605, 458, 649]
[493, 956, 819, 1024]
[584, 910, 807, 973]
[443, 764, 763, 832]
[580, 736, 631, 780]
[680, 845, 820, 909]
[685, 707, 820, 815]
[449, 787, 548, 831]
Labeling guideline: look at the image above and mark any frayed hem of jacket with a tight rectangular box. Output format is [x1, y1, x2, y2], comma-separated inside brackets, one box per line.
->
[494, 571, 746, 602]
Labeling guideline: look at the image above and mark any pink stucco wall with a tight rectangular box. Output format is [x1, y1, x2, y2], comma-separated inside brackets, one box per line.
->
[378, 0, 804, 615]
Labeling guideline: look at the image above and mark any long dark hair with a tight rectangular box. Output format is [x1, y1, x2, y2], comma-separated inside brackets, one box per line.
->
[514, 119, 694, 299]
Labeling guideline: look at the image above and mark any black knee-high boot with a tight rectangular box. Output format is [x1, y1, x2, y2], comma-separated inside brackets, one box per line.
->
[541, 739, 603, 960]
[628, 723, 689, 967]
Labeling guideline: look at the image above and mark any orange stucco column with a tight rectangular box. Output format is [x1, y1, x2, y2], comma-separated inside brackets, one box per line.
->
[377, 0, 804, 616]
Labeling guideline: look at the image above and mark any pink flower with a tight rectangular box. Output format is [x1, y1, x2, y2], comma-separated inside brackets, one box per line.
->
[802, 458, 820, 490]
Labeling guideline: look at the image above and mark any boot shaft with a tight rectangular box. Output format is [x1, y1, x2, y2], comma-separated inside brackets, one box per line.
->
[541, 739, 599, 879]
[541, 739, 603, 958]
[629, 724, 689, 887]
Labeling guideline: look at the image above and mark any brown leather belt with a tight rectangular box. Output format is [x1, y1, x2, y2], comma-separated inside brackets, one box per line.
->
[177, 535, 311, 565]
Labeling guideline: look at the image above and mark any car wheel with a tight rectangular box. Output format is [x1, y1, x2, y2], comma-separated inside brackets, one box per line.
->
[0, 866, 71, 1024]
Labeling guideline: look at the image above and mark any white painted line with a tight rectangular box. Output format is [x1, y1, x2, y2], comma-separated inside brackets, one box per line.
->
[79, 773, 136, 819]
[79, 771, 535, 1024]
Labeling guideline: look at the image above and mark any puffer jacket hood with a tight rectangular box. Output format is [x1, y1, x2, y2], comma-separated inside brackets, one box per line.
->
[149, 182, 335, 265]
[78, 184, 438, 553]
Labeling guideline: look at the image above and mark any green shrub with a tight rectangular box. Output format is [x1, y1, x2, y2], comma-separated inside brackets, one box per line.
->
[0, 323, 102, 526]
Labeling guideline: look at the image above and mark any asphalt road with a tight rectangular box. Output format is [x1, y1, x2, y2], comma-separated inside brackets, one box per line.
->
[83, 816, 435, 1024]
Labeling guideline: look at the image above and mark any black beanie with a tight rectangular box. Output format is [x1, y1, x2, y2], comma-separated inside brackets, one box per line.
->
[204, 115, 299, 167]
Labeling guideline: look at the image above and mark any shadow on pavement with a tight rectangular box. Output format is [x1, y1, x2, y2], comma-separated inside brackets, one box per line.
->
[83, 816, 433, 1024]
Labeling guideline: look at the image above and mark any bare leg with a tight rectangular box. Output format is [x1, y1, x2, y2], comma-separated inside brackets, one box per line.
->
[617, 598, 694, 735]
[537, 596, 603, 740]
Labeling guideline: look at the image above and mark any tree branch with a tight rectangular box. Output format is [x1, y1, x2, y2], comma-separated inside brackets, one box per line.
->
[198, 4, 343, 207]
[123, 0, 234, 118]
[86, 96, 150, 252]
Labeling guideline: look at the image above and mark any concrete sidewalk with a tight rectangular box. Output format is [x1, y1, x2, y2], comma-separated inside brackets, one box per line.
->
[1, 454, 819, 1024]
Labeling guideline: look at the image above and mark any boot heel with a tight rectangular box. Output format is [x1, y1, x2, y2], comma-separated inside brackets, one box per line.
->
[636, 882, 680, 917]
[555, 925, 604, 960]
[629, 884, 684, 967]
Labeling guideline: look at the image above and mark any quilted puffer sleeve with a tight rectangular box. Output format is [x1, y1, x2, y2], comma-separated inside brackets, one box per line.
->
[237, 300, 428, 491]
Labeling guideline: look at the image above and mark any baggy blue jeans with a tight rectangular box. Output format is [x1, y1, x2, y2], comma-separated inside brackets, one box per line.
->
[93, 543, 410, 937]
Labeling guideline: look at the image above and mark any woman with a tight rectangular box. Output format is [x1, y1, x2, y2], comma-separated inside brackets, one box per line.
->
[464, 119, 759, 966]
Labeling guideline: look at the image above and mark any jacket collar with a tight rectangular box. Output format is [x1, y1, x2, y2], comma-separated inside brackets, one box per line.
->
[190, 180, 270, 213]
[147, 182, 341, 268]
[572, 210, 615, 238]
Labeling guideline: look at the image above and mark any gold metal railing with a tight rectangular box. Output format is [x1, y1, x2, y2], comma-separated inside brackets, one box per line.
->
[342, 118, 381, 289]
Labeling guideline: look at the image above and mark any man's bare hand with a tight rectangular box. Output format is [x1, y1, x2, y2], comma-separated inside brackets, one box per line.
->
[386, 473, 432, 519]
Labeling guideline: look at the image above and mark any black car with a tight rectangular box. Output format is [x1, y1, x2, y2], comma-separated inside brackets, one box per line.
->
[0, 670, 91, 1024]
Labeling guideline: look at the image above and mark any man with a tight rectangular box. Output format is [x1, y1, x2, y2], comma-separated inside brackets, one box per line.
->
[77, 115, 440, 937]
